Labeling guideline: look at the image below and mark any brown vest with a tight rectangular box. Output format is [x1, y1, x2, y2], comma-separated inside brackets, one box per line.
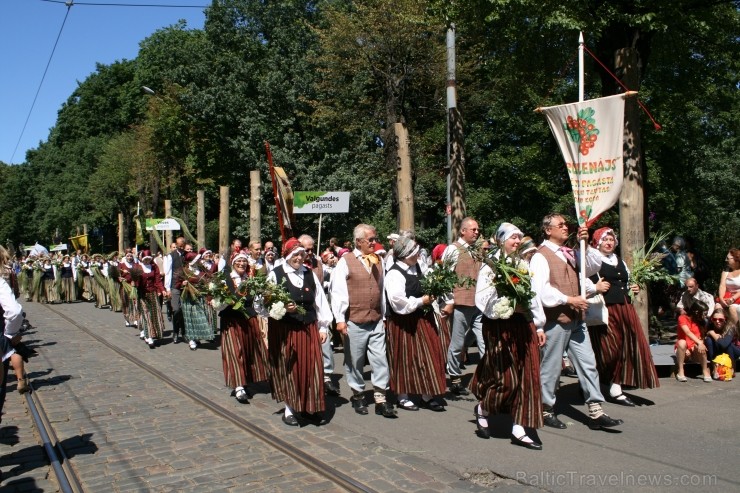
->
[538, 245, 580, 324]
[452, 244, 480, 307]
[345, 253, 383, 323]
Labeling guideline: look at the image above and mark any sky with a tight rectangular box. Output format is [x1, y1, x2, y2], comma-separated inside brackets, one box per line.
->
[1, 0, 207, 165]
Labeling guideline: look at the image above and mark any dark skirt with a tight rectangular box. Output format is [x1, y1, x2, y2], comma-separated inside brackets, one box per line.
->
[470, 314, 543, 429]
[138, 292, 165, 339]
[386, 310, 447, 397]
[267, 318, 325, 413]
[220, 314, 269, 389]
[589, 303, 660, 389]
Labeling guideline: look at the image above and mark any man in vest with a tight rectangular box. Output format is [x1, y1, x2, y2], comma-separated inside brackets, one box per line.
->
[164, 236, 186, 343]
[530, 213, 623, 430]
[442, 217, 485, 395]
[330, 224, 396, 418]
[300, 234, 340, 397]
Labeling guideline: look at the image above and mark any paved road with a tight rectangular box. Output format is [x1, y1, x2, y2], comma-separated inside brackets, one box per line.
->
[1, 301, 737, 492]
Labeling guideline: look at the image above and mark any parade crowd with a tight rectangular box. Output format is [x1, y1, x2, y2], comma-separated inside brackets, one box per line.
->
[2, 215, 739, 453]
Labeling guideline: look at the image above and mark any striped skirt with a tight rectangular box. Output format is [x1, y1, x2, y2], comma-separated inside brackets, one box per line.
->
[470, 314, 543, 429]
[61, 277, 76, 302]
[434, 308, 452, 366]
[182, 297, 215, 342]
[121, 286, 139, 325]
[138, 292, 165, 339]
[267, 319, 325, 414]
[589, 303, 660, 389]
[220, 314, 269, 389]
[386, 310, 447, 397]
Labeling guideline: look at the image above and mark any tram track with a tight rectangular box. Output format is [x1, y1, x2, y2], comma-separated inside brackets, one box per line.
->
[31, 303, 378, 493]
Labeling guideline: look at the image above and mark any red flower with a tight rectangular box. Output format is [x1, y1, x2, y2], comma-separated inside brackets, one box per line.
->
[512, 276, 520, 284]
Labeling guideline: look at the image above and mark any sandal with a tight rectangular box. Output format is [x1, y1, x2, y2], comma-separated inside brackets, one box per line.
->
[675, 375, 688, 382]
[17, 379, 29, 394]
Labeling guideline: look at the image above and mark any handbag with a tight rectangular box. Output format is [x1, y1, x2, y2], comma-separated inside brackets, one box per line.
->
[585, 294, 608, 326]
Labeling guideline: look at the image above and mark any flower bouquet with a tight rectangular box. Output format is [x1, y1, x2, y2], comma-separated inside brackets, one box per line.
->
[421, 257, 475, 299]
[246, 274, 306, 320]
[483, 248, 535, 319]
[629, 231, 679, 300]
[200, 270, 253, 318]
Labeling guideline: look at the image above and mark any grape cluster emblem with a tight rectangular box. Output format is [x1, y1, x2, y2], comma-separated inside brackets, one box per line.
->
[565, 108, 598, 156]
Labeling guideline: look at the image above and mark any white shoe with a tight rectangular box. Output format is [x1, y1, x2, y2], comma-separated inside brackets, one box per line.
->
[145, 337, 155, 348]
[139, 330, 145, 339]
[189, 340, 197, 350]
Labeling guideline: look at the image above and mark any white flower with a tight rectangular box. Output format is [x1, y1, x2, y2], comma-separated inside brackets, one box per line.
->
[492, 296, 515, 319]
[269, 301, 287, 320]
[208, 282, 216, 291]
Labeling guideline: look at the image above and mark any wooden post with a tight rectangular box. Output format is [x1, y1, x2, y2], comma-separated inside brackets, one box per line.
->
[197, 190, 206, 249]
[164, 200, 173, 247]
[616, 47, 649, 339]
[118, 213, 125, 253]
[219, 186, 230, 258]
[395, 122, 414, 232]
[250, 170, 261, 244]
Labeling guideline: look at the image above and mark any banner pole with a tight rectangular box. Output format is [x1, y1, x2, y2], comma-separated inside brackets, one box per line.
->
[317, 213, 323, 256]
[578, 32, 587, 298]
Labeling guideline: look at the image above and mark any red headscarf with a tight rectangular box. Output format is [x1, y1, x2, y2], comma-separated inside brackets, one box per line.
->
[590, 227, 617, 248]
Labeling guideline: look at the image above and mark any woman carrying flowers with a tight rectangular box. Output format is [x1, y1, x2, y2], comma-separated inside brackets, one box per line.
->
[261, 238, 333, 426]
[118, 249, 140, 328]
[586, 227, 660, 405]
[218, 252, 269, 404]
[470, 223, 545, 450]
[180, 252, 216, 350]
[385, 234, 447, 412]
[134, 250, 166, 349]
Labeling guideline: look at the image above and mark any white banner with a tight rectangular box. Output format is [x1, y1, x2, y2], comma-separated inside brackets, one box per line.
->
[540, 94, 627, 226]
[293, 191, 350, 214]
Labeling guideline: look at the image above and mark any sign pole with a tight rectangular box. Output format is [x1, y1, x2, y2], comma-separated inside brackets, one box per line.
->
[317, 213, 323, 256]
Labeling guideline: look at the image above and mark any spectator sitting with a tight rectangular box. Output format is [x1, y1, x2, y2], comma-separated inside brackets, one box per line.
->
[676, 277, 715, 317]
[705, 306, 740, 377]
[675, 300, 712, 382]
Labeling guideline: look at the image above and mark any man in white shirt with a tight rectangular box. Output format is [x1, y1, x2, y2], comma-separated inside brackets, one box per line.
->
[676, 277, 715, 316]
[530, 213, 623, 431]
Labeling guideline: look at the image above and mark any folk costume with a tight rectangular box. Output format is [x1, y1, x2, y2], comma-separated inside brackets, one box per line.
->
[219, 253, 269, 404]
[106, 254, 123, 313]
[470, 223, 544, 448]
[181, 252, 216, 350]
[265, 238, 333, 424]
[59, 256, 77, 303]
[587, 228, 660, 405]
[135, 251, 166, 348]
[118, 253, 140, 327]
[385, 235, 447, 411]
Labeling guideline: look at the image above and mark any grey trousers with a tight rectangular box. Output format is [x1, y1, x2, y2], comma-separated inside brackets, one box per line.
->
[540, 319, 604, 407]
[343, 319, 390, 393]
[322, 333, 335, 379]
[446, 305, 484, 377]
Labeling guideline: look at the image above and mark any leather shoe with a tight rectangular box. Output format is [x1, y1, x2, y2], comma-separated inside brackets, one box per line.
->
[234, 388, 250, 404]
[449, 382, 470, 396]
[420, 398, 445, 412]
[324, 380, 340, 396]
[375, 402, 397, 418]
[511, 434, 542, 450]
[588, 413, 623, 430]
[474, 405, 490, 439]
[606, 393, 636, 407]
[543, 414, 567, 429]
[351, 396, 368, 415]
[173, 334, 180, 344]
[282, 414, 299, 427]
[398, 399, 419, 411]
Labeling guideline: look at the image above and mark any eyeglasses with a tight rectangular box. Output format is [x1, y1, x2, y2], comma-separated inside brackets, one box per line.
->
[712, 318, 726, 322]
[361, 237, 378, 243]
[550, 222, 569, 229]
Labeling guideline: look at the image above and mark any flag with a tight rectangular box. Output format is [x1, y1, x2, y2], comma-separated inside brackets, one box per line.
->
[539, 94, 628, 227]
[265, 141, 296, 242]
[69, 235, 88, 254]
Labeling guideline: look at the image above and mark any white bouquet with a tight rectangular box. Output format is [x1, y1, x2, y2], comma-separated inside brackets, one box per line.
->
[492, 296, 515, 320]
[269, 300, 287, 320]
